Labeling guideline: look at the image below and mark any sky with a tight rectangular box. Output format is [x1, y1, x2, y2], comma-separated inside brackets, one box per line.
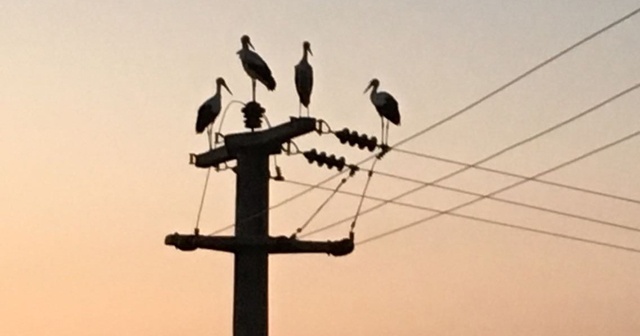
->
[2, 1, 640, 335]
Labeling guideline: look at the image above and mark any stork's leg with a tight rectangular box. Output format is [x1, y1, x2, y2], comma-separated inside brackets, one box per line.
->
[380, 117, 385, 145]
[306, 106, 310, 117]
[206, 126, 213, 150]
[385, 120, 390, 145]
[298, 103, 302, 117]
[252, 79, 256, 102]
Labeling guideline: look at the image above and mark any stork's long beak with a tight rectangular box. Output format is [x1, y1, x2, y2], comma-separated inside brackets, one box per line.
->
[308, 47, 313, 56]
[222, 82, 233, 95]
[363, 82, 373, 94]
[248, 41, 255, 50]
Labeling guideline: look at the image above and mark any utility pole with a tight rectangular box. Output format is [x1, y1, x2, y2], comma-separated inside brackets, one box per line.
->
[165, 102, 354, 336]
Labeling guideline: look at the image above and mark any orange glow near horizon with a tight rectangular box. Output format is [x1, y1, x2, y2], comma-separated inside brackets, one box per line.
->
[2, 1, 640, 335]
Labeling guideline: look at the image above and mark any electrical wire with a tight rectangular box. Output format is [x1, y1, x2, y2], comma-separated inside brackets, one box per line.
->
[283, 179, 640, 254]
[392, 147, 640, 205]
[286, 162, 640, 235]
[207, 176, 324, 236]
[350, 158, 380, 233]
[360, 129, 640, 245]
[360, 205, 640, 254]
[388, 6, 640, 151]
[266, 6, 640, 229]
[216, 100, 247, 140]
[194, 168, 212, 233]
[370, 169, 640, 233]
[204, 6, 640, 235]
[291, 177, 350, 238]
[302, 84, 640, 237]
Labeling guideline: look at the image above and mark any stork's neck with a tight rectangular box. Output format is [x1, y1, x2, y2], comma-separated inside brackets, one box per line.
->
[369, 85, 378, 100]
[215, 82, 222, 94]
[302, 48, 309, 62]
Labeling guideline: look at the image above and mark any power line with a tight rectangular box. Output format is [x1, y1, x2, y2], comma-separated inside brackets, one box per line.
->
[391, 147, 640, 206]
[302, 84, 640, 237]
[283, 175, 640, 234]
[206, 6, 640, 235]
[194, 168, 212, 233]
[388, 6, 640, 151]
[279, 5, 640, 221]
[282, 179, 640, 255]
[359, 129, 640, 245]
[360, 206, 640, 254]
[371, 170, 640, 233]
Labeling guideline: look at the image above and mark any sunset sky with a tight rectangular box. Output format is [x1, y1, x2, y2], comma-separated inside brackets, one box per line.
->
[2, 1, 640, 335]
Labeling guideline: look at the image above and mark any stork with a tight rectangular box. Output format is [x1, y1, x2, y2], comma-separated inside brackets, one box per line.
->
[196, 77, 232, 149]
[237, 35, 276, 102]
[295, 41, 313, 117]
[364, 78, 400, 146]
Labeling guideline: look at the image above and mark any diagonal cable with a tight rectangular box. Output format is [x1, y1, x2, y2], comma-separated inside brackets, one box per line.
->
[283, 179, 640, 254]
[302, 83, 640, 237]
[207, 7, 640, 235]
[280, 6, 640, 228]
[392, 147, 640, 205]
[359, 129, 640, 245]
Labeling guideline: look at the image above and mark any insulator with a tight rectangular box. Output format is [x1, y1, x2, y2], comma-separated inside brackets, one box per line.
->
[242, 102, 265, 130]
[366, 136, 378, 151]
[333, 128, 379, 152]
[302, 149, 347, 171]
[335, 128, 351, 144]
[348, 130, 359, 146]
[317, 151, 327, 167]
[303, 148, 318, 163]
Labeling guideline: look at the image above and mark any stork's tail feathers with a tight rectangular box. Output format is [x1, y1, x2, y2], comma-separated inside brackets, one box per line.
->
[388, 113, 401, 126]
[195, 120, 208, 134]
[264, 76, 276, 91]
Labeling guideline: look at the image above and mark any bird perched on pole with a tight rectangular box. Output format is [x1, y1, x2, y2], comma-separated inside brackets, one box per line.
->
[364, 78, 400, 146]
[237, 35, 276, 102]
[196, 77, 232, 149]
[295, 41, 313, 117]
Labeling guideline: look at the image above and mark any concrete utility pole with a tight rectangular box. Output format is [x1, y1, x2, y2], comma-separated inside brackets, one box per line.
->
[165, 102, 354, 336]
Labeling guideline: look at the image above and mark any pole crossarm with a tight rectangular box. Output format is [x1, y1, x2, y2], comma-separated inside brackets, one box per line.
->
[190, 117, 317, 168]
[165, 233, 354, 257]
[172, 113, 340, 336]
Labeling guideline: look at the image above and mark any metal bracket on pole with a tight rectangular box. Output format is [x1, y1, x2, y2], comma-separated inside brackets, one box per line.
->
[165, 233, 354, 257]
[189, 117, 317, 169]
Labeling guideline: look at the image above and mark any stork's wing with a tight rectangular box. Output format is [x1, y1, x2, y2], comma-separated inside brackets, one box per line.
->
[195, 102, 212, 133]
[245, 51, 276, 90]
[379, 93, 400, 125]
[295, 63, 313, 107]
